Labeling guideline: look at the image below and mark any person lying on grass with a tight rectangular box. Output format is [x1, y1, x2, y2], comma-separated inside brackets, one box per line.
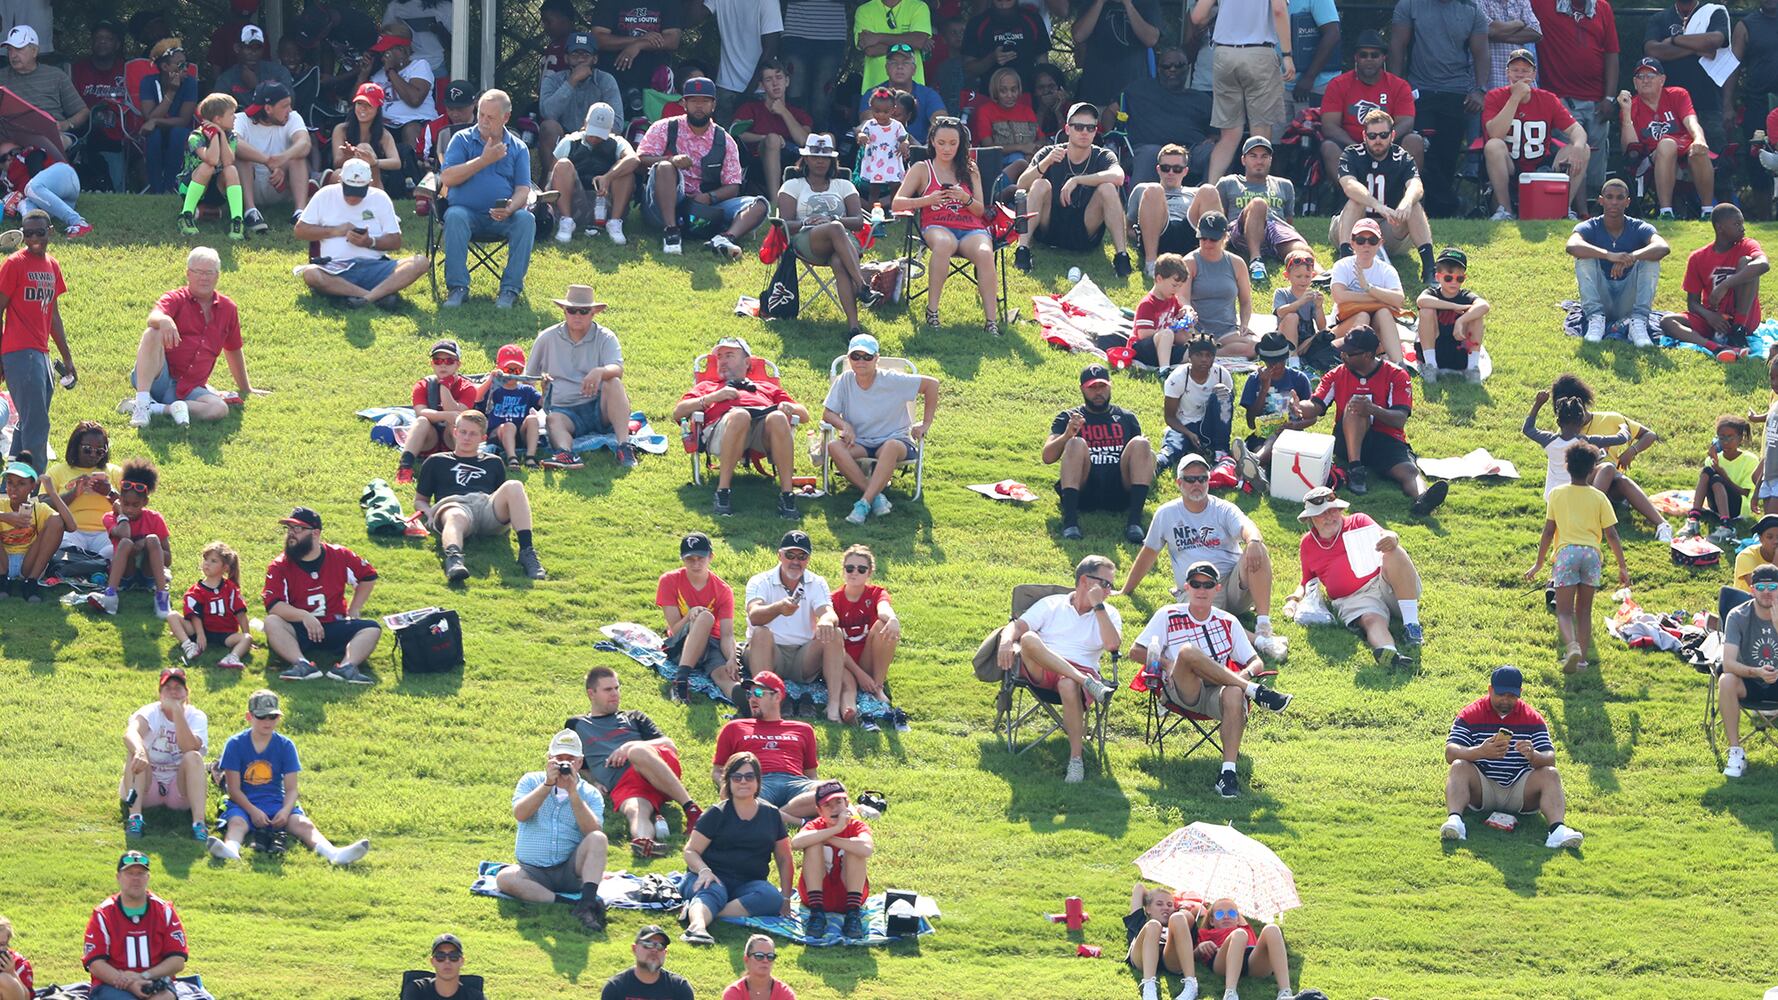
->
[1126, 883, 1203, 1000]
[1193, 896, 1294, 1000]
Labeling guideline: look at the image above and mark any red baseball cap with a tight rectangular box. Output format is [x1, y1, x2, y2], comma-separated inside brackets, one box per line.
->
[353, 82, 385, 108]
[369, 34, 411, 53]
[159, 666, 187, 687]
[1352, 218, 1383, 239]
[750, 671, 787, 697]
[496, 344, 526, 372]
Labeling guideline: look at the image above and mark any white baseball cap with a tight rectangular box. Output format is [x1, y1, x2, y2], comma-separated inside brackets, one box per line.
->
[339, 158, 373, 189]
[584, 102, 615, 139]
[240, 24, 266, 44]
[547, 729, 584, 757]
[4, 25, 38, 49]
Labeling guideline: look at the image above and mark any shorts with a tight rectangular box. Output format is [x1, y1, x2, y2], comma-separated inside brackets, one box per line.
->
[1132, 336, 1188, 368]
[1742, 674, 1778, 703]
[922, 224, 989, 242]
[793, 226, 861, 261]
[798, 841, 869, 909]
[663, 621, 728, 673]
[1211, 44, 1286, 131]
[1333, 426, 1416, 476]
[1057, 473, 1132, 512]
[295, 618, 381, 655]
[1209, 563, 1252, 615]
[142, 770, 191, 811]
[221, 801, 305, 829]
[610, 745, 682, 812]
[319, 256, 400, 292]
[1156, 217, 1196, 256]
[1229, 216, 1304, 262]
[1433, 326, 1473, 371]
[129, 365, 221, 406]
[429, 491, 508, 536]
[1758, 480, 1778, 501]
[1701, 465, 1745, 519]
[1038, 184, 1105, 252]
[758, 771, 820, 808]
[1551, 544, 1602, 588]
[702, 411, 773, 455]
[641, 169, 762, 233]
[1472, 772, 1529, 813]
[862, 438, 919, 463]
[1020, 657, 1102, 705]
[555, 398, 614, 437]
[1327, 573, 1398, 627]
[517, 857, 586, 894]
[765, 640, 823, 682]
[64, 529, 115, 559]
[681, 871, 785, 917]
[205, 628, 238, 645]
[561, 171, 616, 227]
[1161, 672, 1240, 721]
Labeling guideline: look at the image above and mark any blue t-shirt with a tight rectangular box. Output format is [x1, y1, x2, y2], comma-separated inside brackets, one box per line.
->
[485, 383, 543, 431]
[1573, 215, 1657, 285]
[857, 82, 947, 142]
[219, 729, 302, 814]
[138, 73, 199, 125]
[512, 771, 605, 867]
[1240, 367, 1313, 417]
[441, 127, 533, 214]
[1288, 0, 1341, 93]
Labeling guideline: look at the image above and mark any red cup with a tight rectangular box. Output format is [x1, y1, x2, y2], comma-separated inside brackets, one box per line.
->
[1064, 896, 1085, 930]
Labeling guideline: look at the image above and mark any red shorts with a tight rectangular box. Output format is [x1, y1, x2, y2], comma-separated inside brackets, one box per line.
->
[797, 846, 870, 909]
[609, 745, 681, 812]
[1020, 660, 1102, 704]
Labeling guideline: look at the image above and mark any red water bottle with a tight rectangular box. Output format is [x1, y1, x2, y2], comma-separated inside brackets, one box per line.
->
[1063, 896, 1086, 931]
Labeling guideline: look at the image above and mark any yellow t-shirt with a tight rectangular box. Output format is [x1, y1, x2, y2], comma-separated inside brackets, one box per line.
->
[1547, 482, 1618, 551]
[1735, 545, 1777, 590]
[1582, 410, 1646, 462]
[44, 462, 120, 533]
[1717, 449, 1758, 492]
[0, 498, 48, 555]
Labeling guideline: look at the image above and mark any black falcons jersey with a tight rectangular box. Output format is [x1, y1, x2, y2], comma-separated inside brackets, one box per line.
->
[1339, 143, 1419, 209]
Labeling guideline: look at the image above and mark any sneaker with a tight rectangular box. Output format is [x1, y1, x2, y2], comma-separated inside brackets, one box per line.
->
[1248, 258, 1267, 283]
[1345, 463, 1368, 496]
[1061, 525, 1083, 541]
[1063, 756, 1085, 783]
[1654, 521, 1673, 543]
[206, 835, 241, 860]
[713, 488, 733, 516]
[1544, 824, 1584, 849]
[1583, 315, 1607, 343]
[169, 401, 190, 426]
[1410, 478, 1449, 517]
[870, 493, 892, 516]
[442, 545, 469, 582]
[662, 229, 682, 255]
[178, 211, 198, 235]
[847, 499, 871, 524]
[841, 909, 866, 940]
[1724, 745, 1747, 778]
[1709, 523, 1739, 545]
[1628, 316, 1653, 347]
[126, 814, 145, 838]
[130, 397, 153, 428]
[540, 451, 585, 470]
[1113, 251, 1133, 278]
[1251, 685, 1292, 713]
[191, 821, 208, 842]
[395, 466, 415, 485]
[708, 233, 742, 260]
[614, 443, 638, 469]
[65, 222, 93, 239]
[1214, 769, 1238, 798]
[1013, 245, 1032, 272]
[1419, 360, 1440, 384]
[517, 547, 547, 580]
[1177, 977, 1199, 1000]
[1402, 622, 1425, 646]
[329, 662, 375, 685]
[682, 800, 702, 829]
[330, 838, 371, 864]
[1700, 203, 1716, 221]
[179, 639, 200, 662]
[802, 908, 827, 938]
[244, 207, 268, 234]
[570, 894, 608, 932]
[607, 219, 627, 245]
[88, 590, 119, 615]
[153, 589, 172, 620]
[671, 668, 690, 703]
[1374, 645, 1411, 669]
[777, 492, 802, 520]
[1440, 814, 1466, 841]
[1084, 676, 1113, 706]
[279, 659, 323, 681]
[217, 653, 244, 669]
[495, 290, 519, 309]
[1141, 977, 1160, 1000]
[1465, 362, 1482, 384]
[442, 287, 468, 307]
[1489, 206, 1514, 222]
[1123, 521, 1146, 544]
[1657, 206, 1676, 221]
[1562, 643, 1585, 674]
[228, 217, 245, 241]
[1677, 517, 1702, 540]
[555, 216, 576, 243]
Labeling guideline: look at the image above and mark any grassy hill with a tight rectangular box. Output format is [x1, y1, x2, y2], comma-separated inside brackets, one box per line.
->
[1, 196, 1775, 999]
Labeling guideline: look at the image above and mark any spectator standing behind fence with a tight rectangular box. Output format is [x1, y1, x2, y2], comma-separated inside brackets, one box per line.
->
[384, 0, 456, 75]
[1391, 0, 1489, 218]
[1530, 0, 1616, 199]
[1477, 0, 1540, 90]
[593, 0, 682, 109]
[856, 0, 933, 91]
[1073, 0, 1161, 109]
[963, 0, 1047, 94]
[696, 0, 784, 121]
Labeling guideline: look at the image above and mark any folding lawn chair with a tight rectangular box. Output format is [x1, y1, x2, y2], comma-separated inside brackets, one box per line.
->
[1701, 629, 1778, 767]
[767, 163, 858, 317]
[898, 144, 1021, 326]
[992, 583, 1120, 761]
[818, 353, 925, 500]
[425, 188, 512, 299]
[679, 352, 800, 486]
[1131, 660, 1223, 763]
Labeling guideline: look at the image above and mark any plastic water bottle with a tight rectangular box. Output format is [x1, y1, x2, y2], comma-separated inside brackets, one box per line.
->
[593, 195, 609, 226]
[1067, 266, 1082, 284]
[654, 815, 671, 842]
[1249, 258, 1267, 283]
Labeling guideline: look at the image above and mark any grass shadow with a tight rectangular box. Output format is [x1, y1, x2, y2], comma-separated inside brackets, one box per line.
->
[1701, 776, 1778, 848]
[1550, 683, 1642, 794]
[974, 739, 1133, 839]
[502, 898, 595, 982]
[786, 940, 882, 992]
[1442, 826, 1561, 896]
[1, 608, 80, 674]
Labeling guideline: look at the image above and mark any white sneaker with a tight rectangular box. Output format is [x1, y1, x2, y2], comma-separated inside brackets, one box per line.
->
[1628, 316, 1653, 347]
[1223, 989, 1240, 1000]
[555, 216, 575, 243]
[329, 838, 371, 865]
[168, 400, 189, 426]
[708, 233, 741, 260]
[1277, 991, 1295, 1000]
[129, 398, 153, 428]
[606, 219, 627, 245]
[1724, 745, 1747, 778]
[179, 639, 199, 662]
[206, 835, 240, 860]
[1084, 676, 1113, 705]
[1655, 521, 1674, 542]
[1440, 814, 1466, 841]
[1489, 206, 1514, 222]
[1583, 315, 1606, 343]
[1063, 756, 1085, 783]
[1177, 977, 1199, 1000]
[662, 232, 682, 255]
[1140, 978, 1159, 1000]
[1544, 824, 1583, 849]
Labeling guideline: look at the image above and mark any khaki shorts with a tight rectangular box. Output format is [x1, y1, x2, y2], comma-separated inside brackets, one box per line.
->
[1209, 564, 1253, 615]
[769, 640, 823, 682]
[703, 413, 772, 456]
[1211, 45, 1287, 131]
[1474, 772, 1528, 813]
[1161, 673, 1243, 721]
[430, 492, 508, 537]
[1328, 573, 1397, 626]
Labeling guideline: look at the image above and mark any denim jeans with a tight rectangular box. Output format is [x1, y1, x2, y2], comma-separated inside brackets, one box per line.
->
[442, 205, 534, 295]
[679, 871, 786, 917]
[1158, 406, 1231, 469]
[1, 348, 51, 472]
[1575, 258, 1658, 325]
[145, 126, 188, 193]
[23, 162, 85, 228]
[781, 36, 847, 131]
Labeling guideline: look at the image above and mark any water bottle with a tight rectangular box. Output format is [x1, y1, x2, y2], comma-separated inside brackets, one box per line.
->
[1249, 258, 1267, 283]
[594, 195, 609, 226]
[653, 815, 670, 842]
[1066, 266, 1082, 284]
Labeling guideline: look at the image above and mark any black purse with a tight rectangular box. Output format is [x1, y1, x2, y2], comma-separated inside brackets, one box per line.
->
[385, 607, 464, 674]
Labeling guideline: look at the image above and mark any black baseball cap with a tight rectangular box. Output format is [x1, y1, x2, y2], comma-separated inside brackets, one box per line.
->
[1752, 514, 1778, 536]
[118, 850, 151, 871]
[247, 80, 289, 115]
[443, 80, 475, 107]
[1341, 326, 1381, 354]
[1490, 665, 1524, 696]
[1752, 564, 1778, 585]
[1634, 57, 1665, 77]
[1184, 560, 1220, 583]
[680, 531, 713, 557]
[1196, 211, 1229, 240]
[432, 933, 463, 951]
[779, 530, 812, 554]
[1436, 247, 1469, 268]
[430, 339, 461, 359]
[280, 506, 322, 530]
[635, 924, 671, 946]
[1080, 364, 1111, 387]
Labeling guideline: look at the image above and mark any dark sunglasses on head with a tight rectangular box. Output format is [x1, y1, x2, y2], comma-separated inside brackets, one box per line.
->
[1066, 121, 1096, 131]
[564, 306, 593, 315]
[1186, 579, 1217, 590]
[118, 480, 150, 494]
[747, 951, 778, 961]
[843, 563, 871, 573]
[433, 950, 463, 961]
[1352, 235, 1380, 245]
[1157, 163, 1185, 174]
[1363, 131, 1391, 140]
[848, 352, 875, 361]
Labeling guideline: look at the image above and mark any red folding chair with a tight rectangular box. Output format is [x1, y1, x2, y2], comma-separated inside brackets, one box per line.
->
[679, 353, 799, 485]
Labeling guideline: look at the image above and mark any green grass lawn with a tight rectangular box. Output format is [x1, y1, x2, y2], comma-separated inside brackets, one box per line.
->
[3, 196, 1776, 1000]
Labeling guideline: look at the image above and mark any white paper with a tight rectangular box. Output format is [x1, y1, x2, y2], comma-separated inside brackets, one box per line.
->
[1344, 524, 1382, 578]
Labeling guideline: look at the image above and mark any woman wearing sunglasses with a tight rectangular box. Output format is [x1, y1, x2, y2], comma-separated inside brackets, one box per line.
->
[830, 544, 899, 718]
[720, 933, 797, 999]
[44, 421, 121, 560]
[400, 933, 484, 999]
[1195, 897, 1293, 1000]
[679, 752, 796, 945]
[139, 38, 198, 193]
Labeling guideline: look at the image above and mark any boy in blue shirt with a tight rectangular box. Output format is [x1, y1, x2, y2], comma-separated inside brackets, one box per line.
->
[483, 344, 545, 468]
[206, 689, 371, 865]
[1235, 332, 1315, 491]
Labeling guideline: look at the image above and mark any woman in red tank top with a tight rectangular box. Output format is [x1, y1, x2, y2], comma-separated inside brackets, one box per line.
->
[891, 118, 1001, 335]
[829, 544, 897, 713]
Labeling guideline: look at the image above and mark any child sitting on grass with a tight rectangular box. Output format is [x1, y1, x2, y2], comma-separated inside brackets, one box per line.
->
[856, 87, 909, 216]
[1125, 883, 1202, 1000]
[0, 453, 72, 600]
[46, 421, 122, 560]
[209, 688, 371, 865]
[397, 339, 478, 484]
[1680, 414, 1757, 541]
[88, 458, 172, 619]
[1747, 350, 1778, 515]
[1414, 247, 1489, 384]
[1525, 442, 1630, 674]
[1522, 390, 1629, 499]
[1271, 249, 1330, 365]
[1132, 252, 1193, 369]
[1235, 332, 1316, 488]
[178, 93, 247, 240]
[1159, 336, 1234, 463]
[169, 541, 252, 667]
[481, 343, 545, 469]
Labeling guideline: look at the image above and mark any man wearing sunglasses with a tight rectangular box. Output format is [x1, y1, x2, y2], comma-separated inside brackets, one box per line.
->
[599, 925, 693, 1000]
[994, 554, 1121, 783]
[823, 332, 938, 525]
[1330, 108, 1436, 286]
[0, 207, 69, 472]
[1482, 48, 1590, 222]
[1718, 563, 1778, 778]
[856, 45, 947, 142]
[744, 531, 847, 727]
[1046, 363, 1153, 543]
[1318, 30, 1421, 191]
[403, 933, 484, 1000]
[672, 336, 811, 519]
[1015, 101, 1133, 276]
[856, 0, 932, 92]
[713, 668, 823, 817]
[1127, 144, 1222, 279]
[83, 851, 187, 1000]
[527, 282, 636, 470]
[1130, 559, 1295, 798]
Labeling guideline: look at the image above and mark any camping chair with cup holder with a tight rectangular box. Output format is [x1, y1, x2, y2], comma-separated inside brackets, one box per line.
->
[818, 353, 925, 501]
[1131, 659, 1224, 764]
[990, 583, 1119, 762]
[896, 143, 1024, 328]
[767, 162, 860, 317]
[679, 351, 801, 486]
[1699, 625, 1778, 768]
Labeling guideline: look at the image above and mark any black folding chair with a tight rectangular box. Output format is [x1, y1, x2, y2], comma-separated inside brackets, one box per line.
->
[1703, 632, 1778, 767]
[898, 144, 1020, 327]
[425, 189, 511, 299]
[768, 163, 858, 317]
[992, 583, 1119, 762]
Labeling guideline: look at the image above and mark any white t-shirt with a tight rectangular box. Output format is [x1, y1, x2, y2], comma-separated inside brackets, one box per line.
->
[371, 58, 437, 126]
[780, 175, 859, 222]
[707, 0, 784, 94]
[130, 702, 209, 776]
[298, 184, 402, 262]
[1161, 363, 1234, 425]
[744, 568, 833, 645]
[1328, 255, 1401, 295]
[1134, 603, 1255, 668]
[1143, 496, 1250, 585]
[383, 0, 456, 71]
[1018, 592, 1122, 668]
[239, 110, 308, 160]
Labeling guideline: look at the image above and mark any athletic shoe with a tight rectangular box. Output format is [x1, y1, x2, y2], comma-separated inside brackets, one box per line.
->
[1724, 745, 1747, 778]
[1583, 315, 1607, 343]
[570, 893, 608, 932]
[1628, 316, 1653, 347]
[777, 492, 802, 520]
[130, 397, 153, 428]
[1113, 251, 1133, 277]
[1214, 769, 1238, 798]
[169, 401, 190, 426]
[179, 639, 200, 662]
[517, 547, 547, 580]
[1124, 522, 1147, 545]
[683, 801, 702, 829]
[217, 653, 243, 669]
[1374, 646, 1412, 669]
[614, 443, 638, 469]
[228, 217, 245, 241]
[555, 216, 576, 243]
[1141, 977, 1160, 1000]
[1251, 685, 1292, 713]
[244, 208, 268, 234]
[1709, 523, 1739, 545]
[1013, 245, 1032, 272]
[802, 908, 827, 939]
[126, 814, 145, 838]
[1465, 362, 1482, 384]
[847, 499, 871, 524]
[708, 234, 742, 260]
[1084, 676, 1113, 706]
[607, 219, 627, 245]
[1177, 977, 1199, 1000]
[1700, 204, 1716, 221]
[1419, 360, 1440, 384]
[329, 662, 375, 685]
[206, 835, 241, 860]
[1657, 207, 1675, 221]
[1544, 824, 1584, 849]
[395, 467, 415, 485]
[1489, 206, 1514, 222]
[1562, 644, 1585, 674]
[443, 287, 469, 307]
[1677, 517, 1702, 539]
[88, 590, 119, 615]
[1440, 814, 1466, 841]
[1063, 756, 1085, 783]
[841, 909, 866, 940]
[671, 669, 690, 703]
[1061, 525, 1083, 540]
[713, 488, 733, 516]
[178, 211, 198, 235]
[330, 838, 371, 864]
[1402, 622, 1425, 647]
[1410, 479, 1449, 517]
[495, 290, 519, 309]
[1345, 463, 1368, 495]
[279, 660, 323, 681]
[1652, 520, 1673, 543]
[541, 451, 585, 470]
[191, 821, 208, 842]
[870, 493, 892, 516]
[153, 589, 172, 619]
[1248, 258, 1267, 283]
[442, 545, 469, 582]
[65, 222, 92, 239]
[662, 230, 682, 254]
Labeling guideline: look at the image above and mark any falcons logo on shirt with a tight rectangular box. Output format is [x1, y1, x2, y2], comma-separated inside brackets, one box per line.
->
[1352, 98, 1386, 119]
[454, 463, 488, 487]
[1644, 114, 1678, 142]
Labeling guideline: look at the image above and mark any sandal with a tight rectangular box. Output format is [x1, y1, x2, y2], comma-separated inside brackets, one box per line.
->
[506, 454, 521, 469]
[681, 928, 715, 945]
[925, 307, 940, 328]
[524, 455, 540, 469]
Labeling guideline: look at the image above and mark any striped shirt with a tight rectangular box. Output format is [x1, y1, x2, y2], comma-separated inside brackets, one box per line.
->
[1448, 696, 1553, 787]
[784, 0, 851, 40]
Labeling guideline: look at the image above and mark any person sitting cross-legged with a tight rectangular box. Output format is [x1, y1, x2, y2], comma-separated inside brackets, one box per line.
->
[823, 333, 938, 526]
[1659, 203, 1768, 354]
[414, 410, 548, 583]
[495, 729, 611, 932]
[264, 507, 382, 684]
[1441, 665, 1585, 850]
[791, 779, 874, 941]
[292, 157, 428, 308]
[566, 666, 704, 858]
[207, 688, 372, 864]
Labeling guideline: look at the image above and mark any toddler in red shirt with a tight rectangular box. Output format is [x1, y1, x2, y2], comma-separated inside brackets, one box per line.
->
[87, 459, 172, 619]
[169, 540, 253, 667]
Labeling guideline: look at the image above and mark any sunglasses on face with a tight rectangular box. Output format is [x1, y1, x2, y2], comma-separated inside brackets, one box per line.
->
[1439, 273, 1465, 282]
[1212, 908, 1239, 921]
[118, 480, 150, 494]
[1157, 163, 1185, 174]
[564, 306, 593, 315]
[781, 551, 809, 562]
[79, 442, 107, 453]
[849, 352, 875, 361]
[501, 365, 524, 375]
[638, 940, 668, 951]
[749, 685, 779, 698]
[1180, 474, 1208, 484]
[431, 354, 457, 364]
[1158, 61, 1186, 70]
[748, 950, 778, 960]
[843, 563, 871, 574]
[1755, 583, 1778, 592]
[433, 951, 462, 961]
[1067, 121, 1096, 131]
[1363, 132, 1391, 140]
[729, 770, 760, 781]
[1352, 235, 1380, 245]
[20, 226, 47, 236]
[1087, 575, 1114, 589]
[1187, 579, 1217, 590]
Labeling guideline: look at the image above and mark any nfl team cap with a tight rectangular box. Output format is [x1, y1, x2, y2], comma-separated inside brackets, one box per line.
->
[779, 530, 812, 554]
[117, 850, 151, 871]
[584, 102, 616, 138]
[339, 158, 373, 190]
[240, 24, 265, 44]
[247, 80, 290, 115]
[495, 343, 526, 371]
[1080, 363, 1111, 387]
[567, 31, 595, 53]
[1296, 486, 1349, 520]
[751, 671, 788, 697]
[1506, 47, 1536, 68]
[279, 506, 323, 530]
[635, 925, 671, 946]
[815, 780, 848, 803]
[680, 531, 713, 557]
[1196, 211, 1229, 239]
[1352, 217, 1383, 239]
[1634, 57, 1665, 77]
[1241, 135, 1272, 155]
[248, 689, 283, 718]
[1436, 247, 1468, 267]
[1184, 559, 1220, 583]
[1175, 453, 1211, 475]
[1490, 665, 1524, 696]
[848, 332, 879, 356]
[1342, 325, 1381, 353]
[159, 666, 187, 687]
[4, 25, 37, 48]
[430, 339, 461, 359]
[443, 80, 476, 107]
[681, 77, 717, 99]
[370, 34, 412, 53]
[547, 729, 584, 757]
[353, 82, 386, 108]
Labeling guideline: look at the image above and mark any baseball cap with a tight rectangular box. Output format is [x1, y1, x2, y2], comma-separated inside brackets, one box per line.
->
[848, 332, 880, 356]
[495, 343, 526, 372]
[240, 24, 266, 44]
[1184, 559, 1220, 583]
[680, 531, 713, 558]
[1241, 135, 1273, 155]
[247, 80, 290, 115]
[1436, 247, 1468, 268]
[1353, 28, 1386, 52]
[279, 506, 323, 530]
[567, 31, 595, 54]
[1753, 564, 1778, 585]
[634, 925, 671, 946]
[1506, 47, 1536, 69]
[248, 689, 283, 718]
[430, 339, 461, 359]
[1490, 665, 1524, 696]
[1352, 217, 1383, 239]
[370, 34, 412, 53]
[1296, 486, 1349, 520]
[1634, 56, 1665, 77]
[1341, 325, 1381, 354]
[547, 729, 584, 757]
[339, 157, 373, 191]
[779, 530, 813, 555]
[159, 666, 187, 688]
[751, 671, 788, 697]
[443, 80, 476, 107]
[1175, 453, 1210, 476]
[117, 850, 151, 872]
[353, 82, 386, 108]
[682, 76, 717, 99]
[815, 780, 847, 803]
[2, 460, 37, 482]
[432, 933, 463, 952]
[1066, 101, 1100, 122]
[1257, 331, 1293, 362]
[4, 25, 37, 48]
[1196, 211, 1229, 240]
[1752, 514, 1778, 537]
[584, 101, 616, 138]
[713, 335, 751, 355]
[1080, 363, 1111, 387]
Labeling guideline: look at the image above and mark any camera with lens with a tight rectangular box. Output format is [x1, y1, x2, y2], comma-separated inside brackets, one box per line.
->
[555, 762, 573, 777]
[144, 976, 177, 996]
[726, 377, 757, 391]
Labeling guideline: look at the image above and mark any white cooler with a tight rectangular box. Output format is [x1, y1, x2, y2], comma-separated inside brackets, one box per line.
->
[1270, 429, 1336, 502]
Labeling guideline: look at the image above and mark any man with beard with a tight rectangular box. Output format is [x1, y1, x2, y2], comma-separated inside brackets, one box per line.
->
[1318, 30, 1421, 204]
[415, 410, 547, 583]
[962, 0, 1047, 93]
[599, 926, 693, 1000]
[71, 20, 130, 193]
[263, 507, 382, 684]
[1045, 364, 1155, 543]
[234, 80, 313, 226]
[1331, 108, 1435, 284]
[635, 77, 766, 260]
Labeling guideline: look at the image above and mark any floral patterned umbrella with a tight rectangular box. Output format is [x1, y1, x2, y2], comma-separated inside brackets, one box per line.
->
[1134, 823, 1301, 921]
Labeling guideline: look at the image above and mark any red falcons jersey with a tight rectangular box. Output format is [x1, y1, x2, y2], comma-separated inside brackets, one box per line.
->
[1482, 86, 1575, 172]
[83, 893, 188, 985]
[262, 543, 377, 621]
[182, 578, 247, 633]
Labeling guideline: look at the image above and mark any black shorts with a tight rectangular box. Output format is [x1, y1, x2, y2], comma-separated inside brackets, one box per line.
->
[1334, 427, 1416, 476]
[663, 622, 728, 673]
[1744, 675, 1778, 703]
[1156, 218, 1196, 256]
[1433, 326, 1469, 371]
[296, 618, 382, 655]
[1702, 466, 1744, 520]
[205, 629, 238, 645]
[1058, 472, 1131, 512]
[1039, 187, 1105, 251]
[1132, 336, 1189, 367]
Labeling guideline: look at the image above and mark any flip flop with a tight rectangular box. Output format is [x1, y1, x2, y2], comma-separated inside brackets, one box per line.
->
[681, 928, 715, 945]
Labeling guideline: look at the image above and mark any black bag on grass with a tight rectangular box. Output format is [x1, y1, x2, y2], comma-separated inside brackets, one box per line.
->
[386, 607, 463, 674]
[761, 252, 800, 319]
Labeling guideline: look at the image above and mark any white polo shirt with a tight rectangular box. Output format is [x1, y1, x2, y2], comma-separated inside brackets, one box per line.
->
[744, 568, 833, 645]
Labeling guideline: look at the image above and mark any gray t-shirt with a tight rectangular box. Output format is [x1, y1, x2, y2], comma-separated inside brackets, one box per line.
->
[1143, 495, 1249, 585]
[1216, 174, 1296, 223]
[1213, 0, 1280, 44]
[1727, 600, 1778, 673]
[0, 63, 83, 120]
[1391, 0, 1489, 95]
[564, 709, 666, 790]
[526, 322, 624, 409]
[1764, 400, 1778, 484]
[822, 369, 922, 447]
[1273, 286, 1315, 326]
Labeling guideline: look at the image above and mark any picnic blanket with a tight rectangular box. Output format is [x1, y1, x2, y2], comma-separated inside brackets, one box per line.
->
[470, 862, 937, 946]
[1560, 305, 1778, 359]
[1416, 448, 1520, 481]
[34, 977, 212, 1000]
[1032, 276, 1273, 372]
[356, 406, 670, 454]
[967, 480, 1038, 503]
[595, 623, 908, 731]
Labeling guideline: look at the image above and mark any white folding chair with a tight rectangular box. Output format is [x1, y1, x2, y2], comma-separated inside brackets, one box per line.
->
[818, 355, 925, 500]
